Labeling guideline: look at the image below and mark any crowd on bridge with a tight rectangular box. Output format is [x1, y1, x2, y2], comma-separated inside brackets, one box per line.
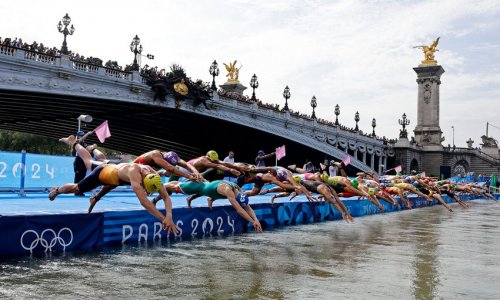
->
[46, 129, 498, 234]
[1, 36, 59, 56]
[1, 36, 131, 71]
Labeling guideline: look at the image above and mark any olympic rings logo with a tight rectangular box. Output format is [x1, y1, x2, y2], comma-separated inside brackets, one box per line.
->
[20, 228, 73, 253]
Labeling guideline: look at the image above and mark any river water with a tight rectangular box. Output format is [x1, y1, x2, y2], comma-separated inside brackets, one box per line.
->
[1, 200, 499, 299]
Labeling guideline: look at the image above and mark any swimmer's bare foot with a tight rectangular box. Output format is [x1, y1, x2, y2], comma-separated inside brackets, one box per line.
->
[48, 187, 59, 201]
[287, 164, 296, 171]
[271, 194, 278, 205]
[207, 198, 214, 210]
[151, 195, 161, 206]
[88, 197, 99, 213]
[259, 189, 269, 195]
[348, 215, 355, 222]
[186, 195, 196, 209]
[59, 135, 76, 146]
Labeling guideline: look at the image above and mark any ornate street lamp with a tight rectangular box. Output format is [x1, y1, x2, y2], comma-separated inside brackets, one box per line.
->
[250, 74, 259, 101]
[282, 85, 290, 111]
[372, 118, 377, 136]
[354, 111, 360, 131]
[334, 104, 340, 125]
[398, 112, 410, 138]
[310, 96, 317, 119]
[130, 35, 143, 71]
[209, 60, 219, 91]
[57, 13, 75, 55]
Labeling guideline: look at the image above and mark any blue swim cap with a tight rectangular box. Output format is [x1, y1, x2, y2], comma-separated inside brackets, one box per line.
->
[164, 151, 179, 166]
[412, 181, 419, 187]
[236, 193, 249, 208]
[76, 130, 85, 136]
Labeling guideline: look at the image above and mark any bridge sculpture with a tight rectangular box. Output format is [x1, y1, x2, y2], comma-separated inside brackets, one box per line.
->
[0, 43, 393, 173]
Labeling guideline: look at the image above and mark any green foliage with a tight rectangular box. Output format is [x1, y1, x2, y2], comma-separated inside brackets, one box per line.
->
[0, 130, 69, 155]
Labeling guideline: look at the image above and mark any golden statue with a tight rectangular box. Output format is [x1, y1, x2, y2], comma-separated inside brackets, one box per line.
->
[174, 79, 188, 96]
[414, 37, 440, 65]
[223, 60, 242, 83]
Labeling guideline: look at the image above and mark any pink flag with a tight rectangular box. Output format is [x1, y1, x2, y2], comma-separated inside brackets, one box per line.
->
[95, 120, 111, 143]
[343, 155, 351, 166]
[394, 165, 402, 173]
[421, 171, 426, 177]
[276, 145, 286, 161]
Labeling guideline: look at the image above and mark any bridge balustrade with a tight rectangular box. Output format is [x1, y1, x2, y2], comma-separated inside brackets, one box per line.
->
[24, 50, 56, 64]
[0, 45, 16, 57]
[72, 60, 100, 74]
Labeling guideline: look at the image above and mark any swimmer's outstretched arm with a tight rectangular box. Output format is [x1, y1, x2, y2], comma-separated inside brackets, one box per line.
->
[244, 205, 263, 232]
[204, 160, 241, 176]
[222, 185, 262, 232]
[129, 170, 177, 234]
[77, 130, 94, 143]
[177, 159, 203, 181]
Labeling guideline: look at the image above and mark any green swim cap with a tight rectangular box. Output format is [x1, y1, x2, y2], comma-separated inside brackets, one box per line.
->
[351, 179, 359, 188]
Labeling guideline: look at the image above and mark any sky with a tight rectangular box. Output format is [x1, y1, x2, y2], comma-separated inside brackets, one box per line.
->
[2, 0, 500, 147]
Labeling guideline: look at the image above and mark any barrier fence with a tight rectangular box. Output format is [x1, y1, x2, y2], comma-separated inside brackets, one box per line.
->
[0, 151, 74, 194]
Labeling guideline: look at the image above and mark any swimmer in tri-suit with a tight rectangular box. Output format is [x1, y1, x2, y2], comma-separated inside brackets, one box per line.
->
[50, 136, 178, 233]
[134, 150, 202, 181]
[246, 167, 318, 202]
[270, 176, 354, 223]
[159, 180, 263, 232]
[187, 150, 241, 181]
[321, 174, 385, 211]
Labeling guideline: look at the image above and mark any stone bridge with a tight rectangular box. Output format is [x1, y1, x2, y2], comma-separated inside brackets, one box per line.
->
[0, 44, 393, 172]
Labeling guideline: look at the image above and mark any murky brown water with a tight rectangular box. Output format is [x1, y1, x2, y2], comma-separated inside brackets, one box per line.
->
[1, 200, 499, 299]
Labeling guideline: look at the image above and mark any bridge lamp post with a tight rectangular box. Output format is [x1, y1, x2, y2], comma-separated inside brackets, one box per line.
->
[209, 60, 219, 91]
[310, 96, 317, 119]
[282, 86, 290, 111]
[372, 118, 376, 137]
[452, 125, 455, 147]
[250, 74, 259, 101]
[398, 113, 410, 138]
[130, 35, 143, 71]
[77, 114, 93, 132]
[57, 13, 75, 55]
[354, 111, 360, 131]
[335, 104, 340, 125]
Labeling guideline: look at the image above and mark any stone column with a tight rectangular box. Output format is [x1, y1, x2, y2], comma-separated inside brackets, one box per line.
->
[413, 65, 445, 146]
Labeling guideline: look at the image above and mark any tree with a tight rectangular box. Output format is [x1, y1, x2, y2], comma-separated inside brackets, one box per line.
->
[0, 130, 69, 154]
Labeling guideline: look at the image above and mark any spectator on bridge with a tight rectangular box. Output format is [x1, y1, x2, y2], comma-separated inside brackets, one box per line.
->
[223, 151, 235, 163]
[255, 150, 275, 167]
